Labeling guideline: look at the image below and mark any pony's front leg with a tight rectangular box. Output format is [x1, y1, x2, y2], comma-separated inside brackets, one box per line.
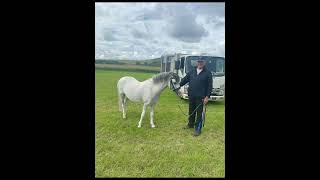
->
[122, 96, 127, 119]
[150, 104, 156, 128]
[138, 104, 147, 128]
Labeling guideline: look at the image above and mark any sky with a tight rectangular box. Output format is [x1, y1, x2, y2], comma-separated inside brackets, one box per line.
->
[95, 3, 225, 60]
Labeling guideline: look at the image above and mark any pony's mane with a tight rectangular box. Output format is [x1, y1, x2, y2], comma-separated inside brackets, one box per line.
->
[152, 72, 172, 84]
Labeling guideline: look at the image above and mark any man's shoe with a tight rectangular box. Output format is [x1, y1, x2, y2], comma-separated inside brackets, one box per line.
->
[193, 131, 200, 136]
[183, 125, 194, 129]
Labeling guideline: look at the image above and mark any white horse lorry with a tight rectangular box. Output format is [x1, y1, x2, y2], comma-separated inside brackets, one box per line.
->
[160, 53, 225, 101]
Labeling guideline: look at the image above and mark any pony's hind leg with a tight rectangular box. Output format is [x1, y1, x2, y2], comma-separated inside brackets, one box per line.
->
[138, 104, 147, 128]
[150, 104, 156, 128]
[119, 94, 127, 119]
[122, 96, 127, 119]
[118, 91, 123, 112]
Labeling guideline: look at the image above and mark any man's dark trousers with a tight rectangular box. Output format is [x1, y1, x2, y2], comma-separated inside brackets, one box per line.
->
[188, 96, 204, 132]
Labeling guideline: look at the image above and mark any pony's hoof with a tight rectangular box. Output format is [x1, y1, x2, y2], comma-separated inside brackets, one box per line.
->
[151, 125, 156, 128]
[137, 125, 141, 128]
[123, 115, 126, 119]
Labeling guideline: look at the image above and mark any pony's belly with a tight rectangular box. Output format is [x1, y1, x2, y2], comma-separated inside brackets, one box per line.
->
[126, 95, 142, 102]
[124, 88, 143, 102]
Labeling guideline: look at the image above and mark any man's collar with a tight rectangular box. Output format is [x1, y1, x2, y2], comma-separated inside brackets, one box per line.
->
[195, 66, 206, 71]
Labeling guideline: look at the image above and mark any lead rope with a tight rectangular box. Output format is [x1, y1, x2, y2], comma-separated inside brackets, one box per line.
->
[178, 103, 203, 118]
[170, 79, 204, 119]
[202, 104, 206, 127]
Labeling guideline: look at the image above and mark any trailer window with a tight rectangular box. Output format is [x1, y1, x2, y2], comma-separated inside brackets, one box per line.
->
[216, 58, 224, 73]
[166, 58, 171, 72]
[161, 57, 166, 72]
[186, 56, 225, 74]
[180, 57, 185, 69]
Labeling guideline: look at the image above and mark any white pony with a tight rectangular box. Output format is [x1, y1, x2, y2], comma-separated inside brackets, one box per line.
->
[117, 72, 179, 128]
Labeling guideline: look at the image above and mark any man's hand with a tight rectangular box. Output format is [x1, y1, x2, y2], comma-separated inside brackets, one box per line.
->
[203, 96, 209, 105]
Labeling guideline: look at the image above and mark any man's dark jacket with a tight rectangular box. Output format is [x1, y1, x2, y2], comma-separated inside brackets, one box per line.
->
[179, 66, 213, 98]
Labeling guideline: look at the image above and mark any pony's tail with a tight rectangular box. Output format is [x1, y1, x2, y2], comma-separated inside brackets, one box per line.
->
[117, 83, 122, 112]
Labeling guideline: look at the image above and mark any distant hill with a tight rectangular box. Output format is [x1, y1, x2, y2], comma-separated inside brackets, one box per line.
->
[95, 58, 161, 67]
[95, 59, 125, 65]
[95, 58, 161, 73]
[138, 58, 161, 67]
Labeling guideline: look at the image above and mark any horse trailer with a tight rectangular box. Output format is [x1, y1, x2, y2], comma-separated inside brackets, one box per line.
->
[160, 53, 225, 101]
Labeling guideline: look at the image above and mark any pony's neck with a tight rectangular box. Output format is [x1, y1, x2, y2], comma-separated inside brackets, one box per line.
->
[154, 78, 170, 94]
[160, 79, 170, 90]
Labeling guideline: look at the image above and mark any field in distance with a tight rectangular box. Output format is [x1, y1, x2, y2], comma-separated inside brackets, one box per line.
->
[95, 58, 161, 73]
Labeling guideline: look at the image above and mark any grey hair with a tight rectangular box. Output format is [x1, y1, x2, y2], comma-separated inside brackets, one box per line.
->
[152, 72, 171, 84]
[152, 72, 179, 84]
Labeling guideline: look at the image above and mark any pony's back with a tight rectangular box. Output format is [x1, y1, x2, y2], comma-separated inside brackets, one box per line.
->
[117, 76, 146, 103]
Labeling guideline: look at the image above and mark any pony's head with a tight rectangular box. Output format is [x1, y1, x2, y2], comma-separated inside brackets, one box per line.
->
[168, 72, 180, 84]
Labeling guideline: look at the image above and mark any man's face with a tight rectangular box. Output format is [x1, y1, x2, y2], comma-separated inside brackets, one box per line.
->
[197, 60, 205, 69]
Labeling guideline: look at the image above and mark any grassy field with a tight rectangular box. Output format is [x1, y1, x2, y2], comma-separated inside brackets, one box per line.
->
[95, 69, 225, 177]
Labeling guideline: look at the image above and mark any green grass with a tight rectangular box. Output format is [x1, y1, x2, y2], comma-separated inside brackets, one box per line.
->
[95, 70, 225, 177]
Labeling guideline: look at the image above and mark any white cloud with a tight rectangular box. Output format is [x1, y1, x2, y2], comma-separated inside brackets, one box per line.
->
[95, 2, 225, 60]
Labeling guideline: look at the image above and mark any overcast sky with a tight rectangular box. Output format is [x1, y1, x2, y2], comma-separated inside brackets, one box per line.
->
[95, 3, 225, 60]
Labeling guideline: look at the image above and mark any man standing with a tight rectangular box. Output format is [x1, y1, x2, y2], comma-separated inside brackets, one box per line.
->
[179, 57, 213, 136]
